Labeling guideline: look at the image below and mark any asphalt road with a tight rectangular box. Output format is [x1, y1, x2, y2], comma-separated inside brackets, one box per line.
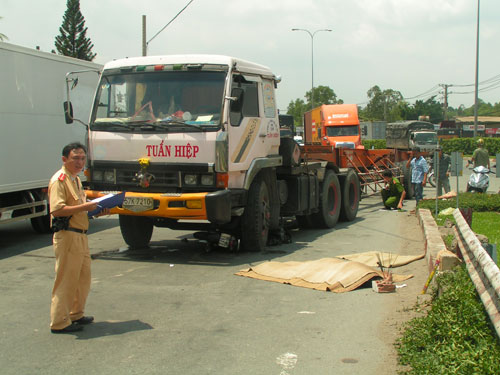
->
[1, 162, 498, 375]
[445, 158, 499, 194]
[0, 193, 431, 375]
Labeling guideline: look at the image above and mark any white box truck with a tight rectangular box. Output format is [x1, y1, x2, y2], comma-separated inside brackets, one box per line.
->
[0, 42, 101, 232]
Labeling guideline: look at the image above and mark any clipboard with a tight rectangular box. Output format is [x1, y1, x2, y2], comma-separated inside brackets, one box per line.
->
[87, 191, 125, 217]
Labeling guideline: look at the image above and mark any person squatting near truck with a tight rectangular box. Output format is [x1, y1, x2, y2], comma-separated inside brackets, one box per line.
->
[48, 142, 109, 334]
[406, 148, 429, 205]
[381, 170, 406, 210]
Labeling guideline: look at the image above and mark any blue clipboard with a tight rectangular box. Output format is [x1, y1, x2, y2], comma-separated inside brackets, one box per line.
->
[87, 191, 125, 217]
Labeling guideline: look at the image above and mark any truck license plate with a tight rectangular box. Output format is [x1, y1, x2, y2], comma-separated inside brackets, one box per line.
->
[123, 197, 154, 212]
[218, 233, 231, 248]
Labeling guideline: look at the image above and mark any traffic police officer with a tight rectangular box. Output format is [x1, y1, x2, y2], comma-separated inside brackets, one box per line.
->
[48, 142, 108, 333]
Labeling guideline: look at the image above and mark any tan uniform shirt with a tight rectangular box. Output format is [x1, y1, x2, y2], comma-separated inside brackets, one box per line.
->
[48, 166, 92, 329]
[48, 166, 89, 230]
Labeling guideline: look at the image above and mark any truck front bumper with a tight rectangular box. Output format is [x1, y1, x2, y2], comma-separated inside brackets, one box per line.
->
[86, 189, 240, 224]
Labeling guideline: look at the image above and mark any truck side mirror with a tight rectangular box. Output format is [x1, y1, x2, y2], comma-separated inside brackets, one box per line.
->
[63, 101, 74, 124]
[229, 88, 244, 113]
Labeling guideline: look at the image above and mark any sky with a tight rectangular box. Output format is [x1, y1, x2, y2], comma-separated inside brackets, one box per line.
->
[2, 0, 500, 112]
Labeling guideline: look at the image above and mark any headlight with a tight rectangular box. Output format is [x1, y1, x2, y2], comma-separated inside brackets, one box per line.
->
[104, 170, 115, 183]
[93, 170, 103, 181]
[184, 174, 197, 185]
[201, 174, 214, 186]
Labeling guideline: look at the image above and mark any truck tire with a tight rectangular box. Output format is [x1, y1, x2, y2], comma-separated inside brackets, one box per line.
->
[339, 169, 360, 222]
[240, 175, 270, 252]
[402, 164, 414, 200]
[119, 215, 154, 249]
[312, 169, 341, 228]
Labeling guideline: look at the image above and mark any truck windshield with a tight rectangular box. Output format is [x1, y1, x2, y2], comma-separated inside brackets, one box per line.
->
[415, 132, 438, 144]
[326, 126, 359, 137]
[91, 71, 226, 132]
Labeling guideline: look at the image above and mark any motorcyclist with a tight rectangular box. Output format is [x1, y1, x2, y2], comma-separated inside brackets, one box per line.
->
[467, 138, 490, 169]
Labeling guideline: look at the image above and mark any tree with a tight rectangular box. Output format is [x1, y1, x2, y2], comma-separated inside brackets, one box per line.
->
[286, 98, 307, 127]
[55, 0, 96, 61]
[287, 85, 343, 126]
[305, 86, 343, 109]
[361, 85, 404, 122]
[412, 96, 443, 123]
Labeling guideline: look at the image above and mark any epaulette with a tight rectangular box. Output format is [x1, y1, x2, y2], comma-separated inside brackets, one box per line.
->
[58, 173, 66, 181]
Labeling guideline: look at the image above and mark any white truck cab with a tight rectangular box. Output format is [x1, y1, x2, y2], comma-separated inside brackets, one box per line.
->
[67, 55, 283, 250]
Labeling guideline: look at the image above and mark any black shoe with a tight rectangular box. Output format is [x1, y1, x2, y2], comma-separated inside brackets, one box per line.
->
[73, 316, 94, 325]
[51, 322, 83, 334]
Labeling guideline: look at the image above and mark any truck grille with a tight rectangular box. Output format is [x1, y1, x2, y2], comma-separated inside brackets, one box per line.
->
[88, 161, 215, 193]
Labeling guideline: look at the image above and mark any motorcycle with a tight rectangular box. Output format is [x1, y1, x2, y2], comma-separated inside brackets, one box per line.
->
[427, 157, 436, 187]
[427, 166, 436, 187]
[466, 165, 490, 193]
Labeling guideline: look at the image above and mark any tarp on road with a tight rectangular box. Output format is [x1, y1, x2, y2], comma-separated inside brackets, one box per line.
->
[235, 252, 424, 293]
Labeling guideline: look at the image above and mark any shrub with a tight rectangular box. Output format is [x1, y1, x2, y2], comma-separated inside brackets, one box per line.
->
[417, 192, 500, 212]
[397, 266, 500, 374]
[362, 139, 386, 149]
[440, 138, 500, 156]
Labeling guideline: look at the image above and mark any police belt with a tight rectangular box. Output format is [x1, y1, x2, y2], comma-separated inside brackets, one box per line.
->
[64, 227, 88, 234]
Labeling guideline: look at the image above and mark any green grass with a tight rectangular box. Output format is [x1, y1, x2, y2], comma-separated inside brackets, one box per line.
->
[434, 212, 500, 248]
[418, 193, 500, 249]
[397, 266, 500, 374]
[471, 212, 500, 249]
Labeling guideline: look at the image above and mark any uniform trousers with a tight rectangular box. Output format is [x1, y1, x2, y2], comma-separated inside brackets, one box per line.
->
[381, 188, 402, 208]
[50, 230, 91, 330]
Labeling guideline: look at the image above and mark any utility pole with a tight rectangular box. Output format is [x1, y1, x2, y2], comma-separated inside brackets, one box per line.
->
[142, 0, 195, 57]
[142, 15, 147, 56]
[440, 84, 449, 120]
[473, 0, 480, 137]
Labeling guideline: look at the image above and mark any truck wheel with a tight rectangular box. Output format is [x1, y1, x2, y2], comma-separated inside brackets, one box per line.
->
[119, 215, 154, 249]
[339, 169, 360, 222]
[402, 164, 414, 200]
[31, 214, 51, 234]
[312, 170, 341, 228]
[240, 175, 270, 252]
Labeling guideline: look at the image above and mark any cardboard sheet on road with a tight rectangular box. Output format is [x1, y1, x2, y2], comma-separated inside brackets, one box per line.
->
[338, 251, 425, 268]
[235, 252, 424, 293]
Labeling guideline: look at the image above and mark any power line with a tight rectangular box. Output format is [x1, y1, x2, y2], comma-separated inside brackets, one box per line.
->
[355, 73, 500, 107]
[403, 85, 440, 101]
[147, 0, 195, 46]
[447, 73, 500, 88]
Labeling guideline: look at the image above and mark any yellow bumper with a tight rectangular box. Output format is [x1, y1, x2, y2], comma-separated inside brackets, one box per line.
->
[85, 190, 208, 220]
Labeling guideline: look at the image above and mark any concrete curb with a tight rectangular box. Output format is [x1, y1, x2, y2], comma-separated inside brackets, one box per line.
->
[417, 208, 461, 273]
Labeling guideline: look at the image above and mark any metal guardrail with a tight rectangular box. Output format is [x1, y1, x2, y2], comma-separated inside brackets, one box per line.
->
[453, 208, 500, 338]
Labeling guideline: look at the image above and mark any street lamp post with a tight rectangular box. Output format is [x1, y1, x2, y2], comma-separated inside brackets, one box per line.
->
[291, 28, 332, 110]
[473, 0, 480, 137]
